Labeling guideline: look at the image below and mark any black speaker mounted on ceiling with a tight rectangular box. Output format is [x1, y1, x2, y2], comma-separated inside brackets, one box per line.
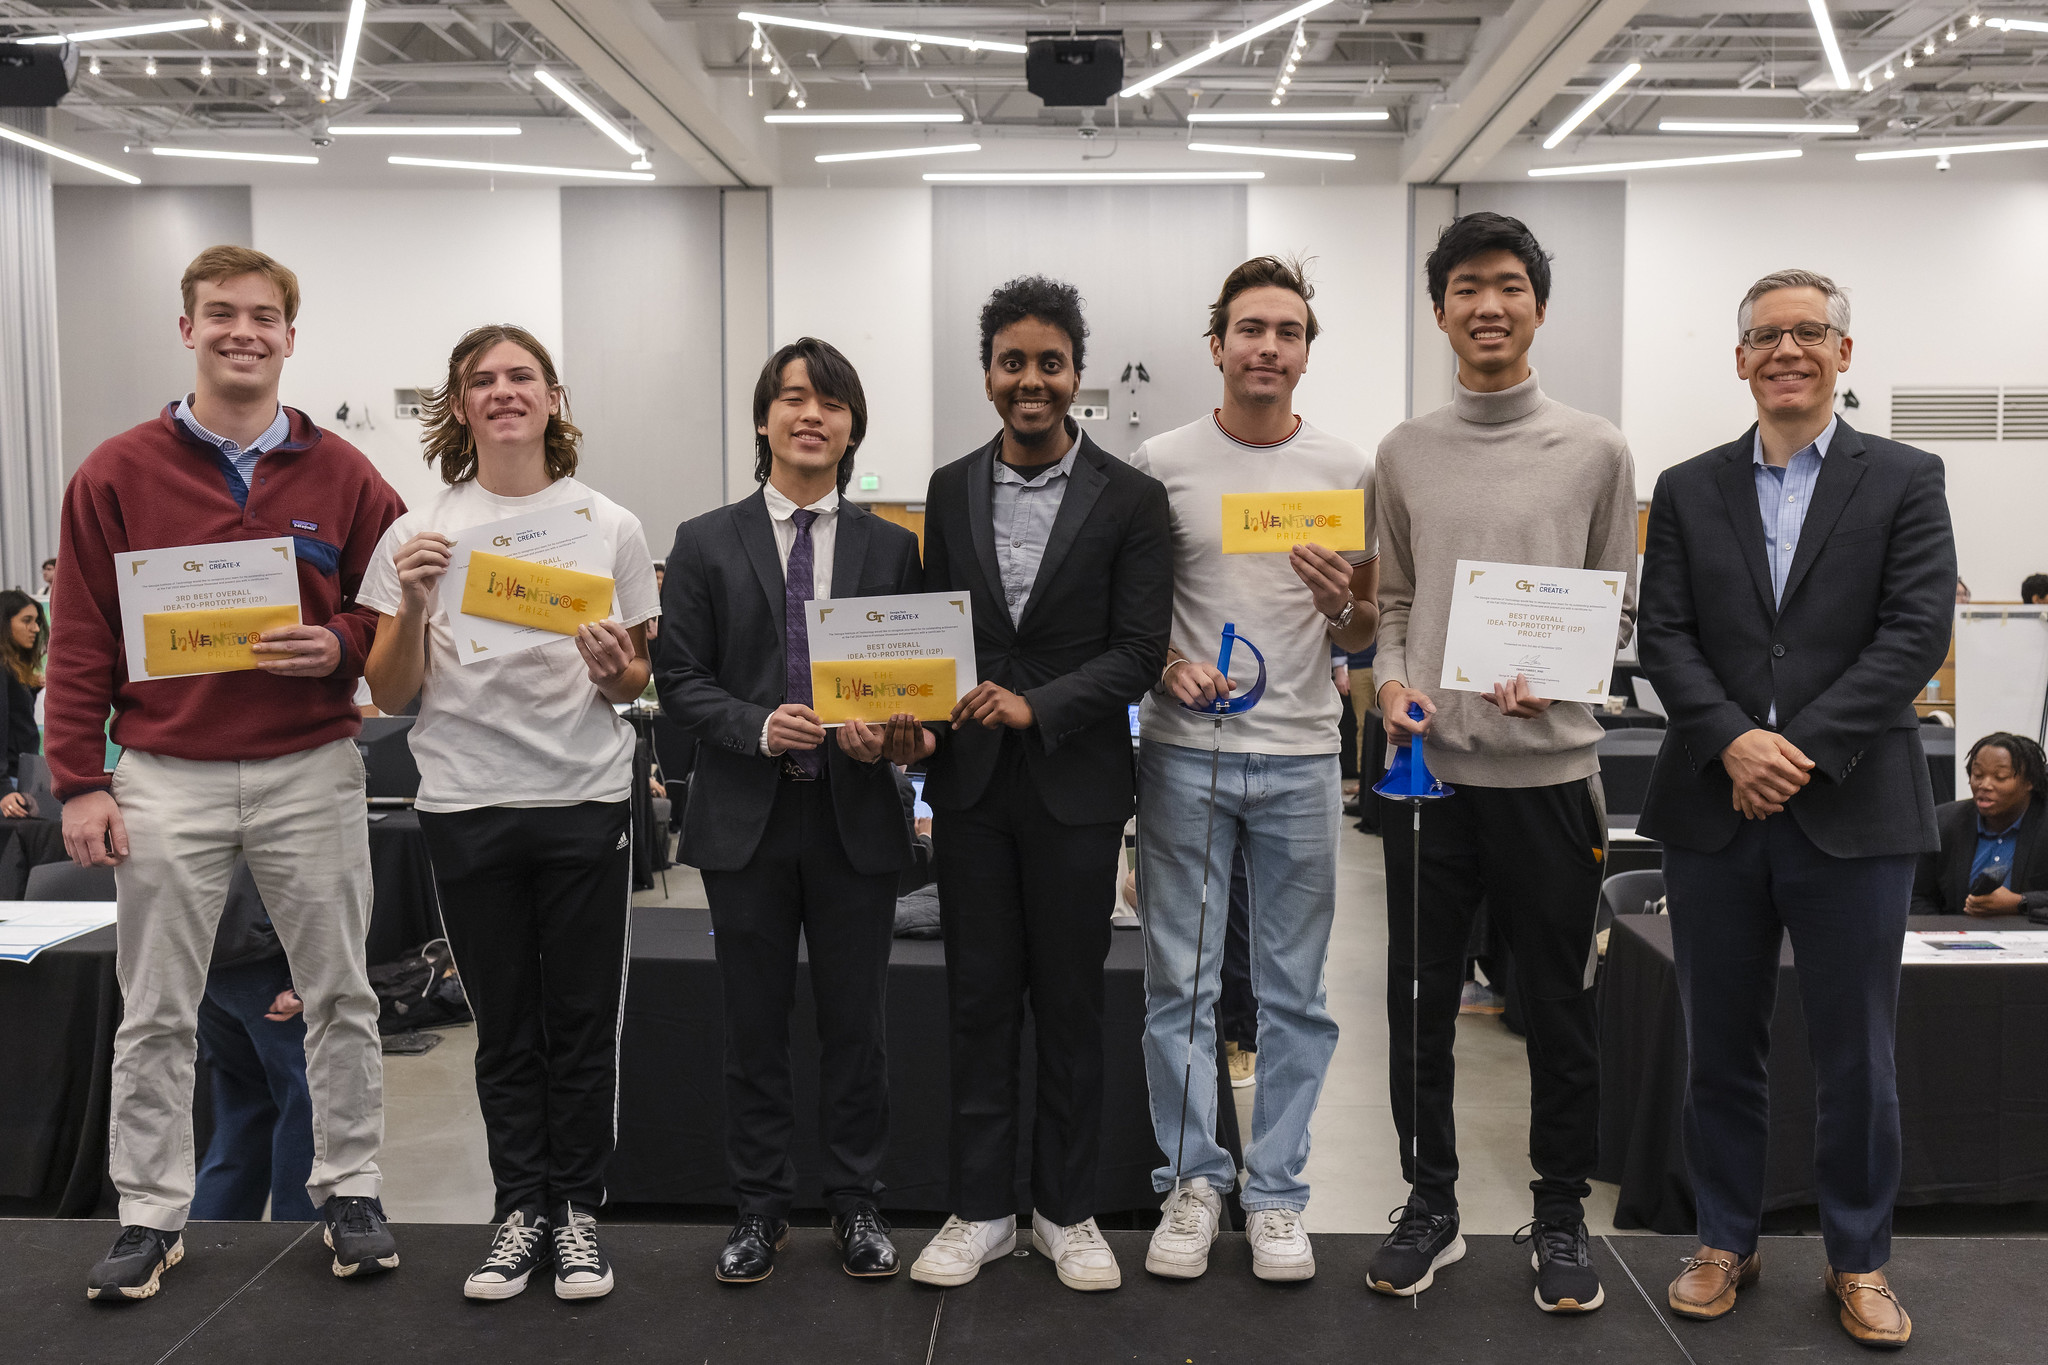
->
[1025, 31, 1124, 107]
[0, 42, 77, 107]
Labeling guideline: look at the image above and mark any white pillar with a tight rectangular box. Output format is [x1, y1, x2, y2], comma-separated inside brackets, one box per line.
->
[0, 108, 64, 591]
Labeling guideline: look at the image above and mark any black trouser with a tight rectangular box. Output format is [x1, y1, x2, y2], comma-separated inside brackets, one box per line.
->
[1381, 778, 1603, 1224]
[419, 799, 631, 1220]
[701, 776, 897, 1221]
[1219, 848, 1257, 1050]
[933, 734, 1124, 1227]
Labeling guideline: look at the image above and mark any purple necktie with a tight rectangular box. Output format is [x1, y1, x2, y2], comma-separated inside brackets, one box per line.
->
[783, 508, 822, 777]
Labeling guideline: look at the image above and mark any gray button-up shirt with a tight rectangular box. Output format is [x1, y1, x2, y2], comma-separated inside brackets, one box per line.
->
[991, 429, 1079, 625]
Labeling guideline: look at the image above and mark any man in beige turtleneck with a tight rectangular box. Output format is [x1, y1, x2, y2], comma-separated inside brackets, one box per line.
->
[1366, 213, 1637, 1315]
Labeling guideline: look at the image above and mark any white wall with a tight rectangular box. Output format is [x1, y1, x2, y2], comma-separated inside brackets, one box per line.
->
[769, 187, 934, 503]
[1621, 176, 2048, 601]
[251, 189, 563, 515]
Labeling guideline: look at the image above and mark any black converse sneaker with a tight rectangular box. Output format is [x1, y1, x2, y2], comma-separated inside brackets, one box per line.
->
[1518, 1218, 1604, 1313]
[464, 1210, 551, 1301]
[1368, 1202, 1466, 1297]
[551, 1204, 615, 1300]
[322, 1195, 401, 1278]
[86, 1225, 184, 1301]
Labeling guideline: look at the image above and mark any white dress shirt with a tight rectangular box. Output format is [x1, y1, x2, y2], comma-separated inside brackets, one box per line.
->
[759, 479, 840, 755]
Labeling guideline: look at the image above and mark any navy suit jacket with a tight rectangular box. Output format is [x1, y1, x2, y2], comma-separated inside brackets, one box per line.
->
[1636, 419, 1955, 859]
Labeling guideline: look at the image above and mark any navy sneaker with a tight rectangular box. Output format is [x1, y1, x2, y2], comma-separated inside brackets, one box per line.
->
[323, 1195, 401, 1278]
[1368, 1202, 1465, 1297]
[86, 1225, 184, 1302]
[551, 1204, 615, 1300]
[1518, 1218, 1604, 1313]
[465, 1210, 549, 1300]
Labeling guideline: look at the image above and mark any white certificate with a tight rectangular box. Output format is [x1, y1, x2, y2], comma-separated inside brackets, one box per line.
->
[116, 537, 301, 681]
[1439, 559, 1627, 703]
[443, 500, 617, 665]
[1902, 930, 2048, 964]
[804, 590, 977, 725]
[0, 902, 119, 964]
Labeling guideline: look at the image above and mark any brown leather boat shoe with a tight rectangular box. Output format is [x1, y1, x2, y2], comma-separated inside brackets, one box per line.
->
[1825, 1266, 1911, 1349]
[1667, 1246, 1760, 1320]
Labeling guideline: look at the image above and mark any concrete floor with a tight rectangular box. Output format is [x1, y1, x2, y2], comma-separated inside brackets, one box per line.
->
[376, 820, 1628, 1236]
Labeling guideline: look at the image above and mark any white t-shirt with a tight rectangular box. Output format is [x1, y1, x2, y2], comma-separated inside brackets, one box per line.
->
[1127, 412, 1376, 756]
[357, 476, 660, 812]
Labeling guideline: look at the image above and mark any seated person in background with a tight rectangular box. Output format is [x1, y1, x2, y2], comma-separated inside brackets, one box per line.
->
[0, 589, 63, 896]
[1912, 732, 2048, 918]
[2022, 573, 2048, 606]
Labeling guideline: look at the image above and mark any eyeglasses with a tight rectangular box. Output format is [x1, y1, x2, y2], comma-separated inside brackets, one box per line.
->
[1741, 321, 1841, 350]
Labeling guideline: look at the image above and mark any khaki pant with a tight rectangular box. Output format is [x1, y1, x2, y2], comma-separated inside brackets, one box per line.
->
[109, 738, 383, 1230]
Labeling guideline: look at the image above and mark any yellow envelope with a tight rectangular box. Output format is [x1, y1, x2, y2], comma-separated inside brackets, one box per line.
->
[1219, 489, 1368, 554]
[141, 603, 302, 677]
[810, 657, 957, 724]
[460, 551, 613, 636]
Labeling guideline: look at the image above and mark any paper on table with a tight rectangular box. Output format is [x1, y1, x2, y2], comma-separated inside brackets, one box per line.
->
[1901, 930, 2048, 964]
[0, 902, 119, 964]
[444, 501, 618, 665]
[1219, 489, 1368, 554]
[118, 537, 301, 681]
[1439, 559, 1626, 703]
[804, 591, 977, 725]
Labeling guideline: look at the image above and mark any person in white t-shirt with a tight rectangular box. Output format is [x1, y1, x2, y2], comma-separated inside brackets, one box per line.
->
[358, 324, 657, 1306]
[1127, 257, 1379, 1286]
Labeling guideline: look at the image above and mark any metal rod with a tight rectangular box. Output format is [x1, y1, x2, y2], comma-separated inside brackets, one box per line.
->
[1170, 715, 1226, 1192]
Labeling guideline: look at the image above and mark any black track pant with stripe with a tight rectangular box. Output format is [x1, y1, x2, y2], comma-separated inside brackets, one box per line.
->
[420, 799, 632, 1219]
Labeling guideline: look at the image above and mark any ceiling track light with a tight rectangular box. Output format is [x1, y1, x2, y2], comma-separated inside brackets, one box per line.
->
[1120, 0, 1336, 100]
[1806, 0, 1854, 90]
[1529, 148, 1804, 177]
[199, 58, 211, 77]
[86, 55, 99, 75]
[813, 142, 981, 163]
[533, 68, 646, 157]
[1542, 61, 1641, 150]
[735, 12, 1026, 55]
[235, 25, 245, 44]
[16, 17, 210, 44]
[152, 146, 321, 165]
[1150, 30, 1162, 51]
[335, 0, 367, 99]
[144, 58, 156, 76]
[1855, 136, 2048, 161]
[1188, 141, 1356, 161]
[389, 155, 656, 181]
[0, 120, 139, 183]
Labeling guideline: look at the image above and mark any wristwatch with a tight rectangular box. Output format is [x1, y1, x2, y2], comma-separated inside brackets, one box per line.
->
[1326, 598, 1355, 631]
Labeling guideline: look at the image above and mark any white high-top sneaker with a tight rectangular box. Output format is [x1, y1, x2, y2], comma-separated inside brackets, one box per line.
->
[909, 1214, 1017, 1287]
[1030, 1212, 1121, 1292]
[1247, 1207, 1316, 1281]
[1144, 1177, 1222, 1279]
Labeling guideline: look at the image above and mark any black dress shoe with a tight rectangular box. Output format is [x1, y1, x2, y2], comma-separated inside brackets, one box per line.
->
[716, 1214, 789, 1283]
[833, 1203, 899, 1278]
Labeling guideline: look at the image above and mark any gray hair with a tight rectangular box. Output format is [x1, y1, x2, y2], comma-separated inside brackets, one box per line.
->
[1737, 269, 1851, 338]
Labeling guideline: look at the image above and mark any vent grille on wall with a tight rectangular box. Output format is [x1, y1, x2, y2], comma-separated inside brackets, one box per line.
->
[1891, 387, 2048, 441]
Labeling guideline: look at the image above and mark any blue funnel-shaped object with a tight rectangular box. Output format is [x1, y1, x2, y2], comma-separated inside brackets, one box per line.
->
[1373, 703, 1453, 800]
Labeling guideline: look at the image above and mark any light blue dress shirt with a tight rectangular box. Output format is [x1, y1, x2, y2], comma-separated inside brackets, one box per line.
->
[990, 429, 1079, 625]
[1753, 416, 1837, 724]
[175, 394, 290, 495]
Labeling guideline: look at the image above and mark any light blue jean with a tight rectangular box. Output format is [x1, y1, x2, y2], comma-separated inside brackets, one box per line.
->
[1136, 737, 1340, 1213]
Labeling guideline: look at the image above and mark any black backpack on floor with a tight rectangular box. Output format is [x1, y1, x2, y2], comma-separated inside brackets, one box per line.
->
[368, 938, 472, 1035]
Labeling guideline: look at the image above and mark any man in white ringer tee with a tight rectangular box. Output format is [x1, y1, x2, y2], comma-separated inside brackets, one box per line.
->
[1129, 257, 1379, 1284]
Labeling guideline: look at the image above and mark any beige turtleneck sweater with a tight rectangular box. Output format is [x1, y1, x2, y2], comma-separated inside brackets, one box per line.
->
[1372, 371, 1639, 789]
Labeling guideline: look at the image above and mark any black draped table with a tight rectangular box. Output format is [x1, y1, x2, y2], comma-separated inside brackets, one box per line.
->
[608, 904, 1193, 1220]
[1597, 914, 2048, 1234]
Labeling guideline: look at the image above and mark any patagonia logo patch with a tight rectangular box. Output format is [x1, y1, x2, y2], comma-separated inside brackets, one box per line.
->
[291, 519, 319, 532]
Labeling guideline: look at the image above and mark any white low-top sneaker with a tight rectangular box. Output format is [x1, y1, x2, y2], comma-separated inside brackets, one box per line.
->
[1144, 1178, 1222, 1280]
[1030, 1212, 1121, 1292]
[1247, 1207, 1316, 1282]
[909, 1214, 1017, 1287]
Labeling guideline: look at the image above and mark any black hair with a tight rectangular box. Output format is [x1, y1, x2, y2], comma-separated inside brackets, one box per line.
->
[752, 337, 868, 494]
[1425, 211, 1554, 310]
[1966, 732, 2047, 795]
[979, 275, 1088, 374]
[41, 558, 55, 571]
[2022, 572, 2048, 604]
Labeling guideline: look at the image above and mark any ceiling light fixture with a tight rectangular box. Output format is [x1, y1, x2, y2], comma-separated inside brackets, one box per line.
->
[1188, 109, 1390, 123]
[815, 142, 981, 163]
[0, 120, 140, 182]
[235, 25, 245, 43]
[1657, 118, 1860, 134]
[153, 146, 321, 165]
[1806, 0, 1854, 89]
[335, 0, 367, 99]
[1120, 0, 1335, 99]
[199, 57, 211, 77]
[1150, 30, 1162, 51]
[1528, 147, 1804, 176]
[1986, 17, 2048, 33]
[533, 68, 645, 157]
[1188, 141, 1356, 161]
[1542, 61, 1641, 150]
[86, 55, 99, 75]
[16, 17, 210, 44]
[1855, 136, 2048, 161]
[924, 170, 1265, 183]
[735, 12, 1026, 55]
[389, 155, 657, 181]
[766, 112, 965, 124]
[144, 57, 156, 76]
[327, 124, 525, 136]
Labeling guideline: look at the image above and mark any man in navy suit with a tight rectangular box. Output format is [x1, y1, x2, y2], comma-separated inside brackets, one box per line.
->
[1638, 270, 1954, 1350]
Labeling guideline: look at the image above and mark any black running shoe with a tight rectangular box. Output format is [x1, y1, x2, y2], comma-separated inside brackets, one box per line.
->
[323, 1195, 401, 1278]
[464, 1210, 550, 1301]
[86, 1225, 183, 1302]
[1368, 1202, 1465, 1297]
[551, 1204, 615, 1300]
[1517, 1218, 1604, 1313]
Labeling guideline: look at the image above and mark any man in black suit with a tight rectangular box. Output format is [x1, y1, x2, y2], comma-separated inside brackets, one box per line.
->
[1638, 269, 1955, 1350]
[906, 277, 1172, 1293]
[655, 337, 926, 1285]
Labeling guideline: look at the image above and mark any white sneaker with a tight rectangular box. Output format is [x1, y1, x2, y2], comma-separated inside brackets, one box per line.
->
[909, 1214, 1016, 1287]
[1144, 1178, 1222, 1279]
[1247, 1207, 1316, 1282]
[1030, 1212, 1121, 1292]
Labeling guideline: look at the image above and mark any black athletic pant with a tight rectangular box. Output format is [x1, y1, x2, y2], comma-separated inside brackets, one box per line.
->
[1381, 778, 1604, 1224]
[419, 799, 632, 1220]
[1219, 848, 1257, 1050]
[701, 776, 896, 1221]
[933, 734, 1124, 1227]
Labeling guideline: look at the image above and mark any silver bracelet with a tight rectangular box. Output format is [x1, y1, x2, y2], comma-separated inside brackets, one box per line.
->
[1160, 658, 1194, 692]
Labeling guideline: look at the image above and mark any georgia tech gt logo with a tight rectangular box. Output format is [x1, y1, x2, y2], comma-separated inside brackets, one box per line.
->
[866, 610, 887, 623]
[492, 535, 514, 547]
[1515, 579, 1535, 591]
[183, 561, 205, 572]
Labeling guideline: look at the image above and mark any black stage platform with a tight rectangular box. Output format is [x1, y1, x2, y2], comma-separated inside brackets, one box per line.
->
[4, 1221, 2041, 1364]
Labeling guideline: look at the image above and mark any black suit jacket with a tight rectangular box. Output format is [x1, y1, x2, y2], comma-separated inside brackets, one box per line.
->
[653, 490, 922, 874]
[1637, 420, 1955, 858]
[1911, 797, 2048, 916]
[921, 430, 1172, 825]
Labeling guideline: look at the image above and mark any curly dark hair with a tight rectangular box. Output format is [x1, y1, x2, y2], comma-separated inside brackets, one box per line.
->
[1966, 732, 2047, 796]
[1208, 255, 1320, 346]
[418, 324, 582, 486]
[979, 275, 1088, 374]
[1425, 211, 1554, 310]
[752, 337, 868, 494]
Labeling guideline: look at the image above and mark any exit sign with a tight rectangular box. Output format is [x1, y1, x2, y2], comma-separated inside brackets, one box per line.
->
[857, 473, 881, 492]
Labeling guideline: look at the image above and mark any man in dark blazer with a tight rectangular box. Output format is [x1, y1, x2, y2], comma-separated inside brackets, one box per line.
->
[655, 337, 924, 1285]
[1638, 269, 1955, 1350]
[1911, 732, 2048, 918]
[906, 277, 1172, 1294]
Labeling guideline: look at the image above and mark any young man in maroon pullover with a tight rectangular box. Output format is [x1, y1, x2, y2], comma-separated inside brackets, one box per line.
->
[48, 247, 406, 1300]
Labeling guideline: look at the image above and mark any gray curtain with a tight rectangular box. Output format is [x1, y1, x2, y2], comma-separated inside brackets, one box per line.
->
[0, 108, 64, 594]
